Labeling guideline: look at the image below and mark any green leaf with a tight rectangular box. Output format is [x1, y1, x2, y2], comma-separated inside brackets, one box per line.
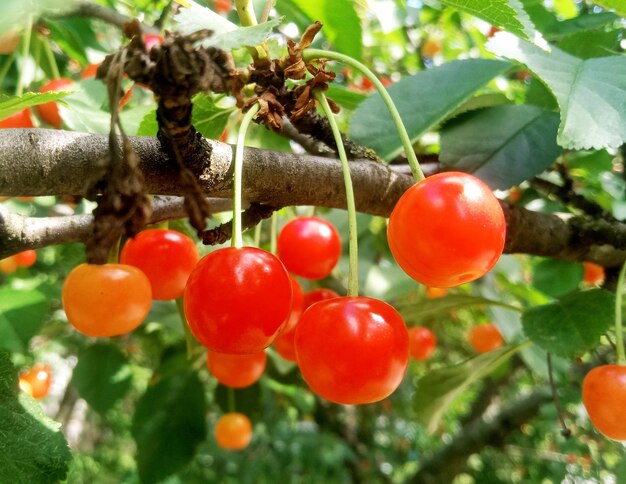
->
[173, 0, 238, 35]
[60, 80, 154, 135]
[277, 0, 363, 60]
[487, 33, 626, 150]
[0, 287, 47, 353]
[72, 344, 133, 414]
[349, 59, 512, 161]
[557, 29, 621, 59]
[0, 92, 74, 121]
[413, 343, 527, 433]
[0, 0, 79, 34]
[132, 359, 207, 483]
[0, 350, 71, 483]
[439, 0, 538, 40]
[325, 85, 367, 111]
[192, 94, 231, 140]
[532, 258, 583, 297]
[522, 289, 615, 357]
[440, 105, 561, 189]
[590, 0, 626, 18]
[398, 294, 518, 324]
[46, 18, 102, 67]
[136, 109, 158, 137]
[202, 19, 283, 51]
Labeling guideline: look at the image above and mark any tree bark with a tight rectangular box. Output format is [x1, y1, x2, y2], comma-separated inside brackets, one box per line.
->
[2, 128, 626, 266]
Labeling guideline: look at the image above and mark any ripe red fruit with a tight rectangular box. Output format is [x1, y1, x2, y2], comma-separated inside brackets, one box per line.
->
[295, 296, 409, 404]
[388, 172, 506, 288]
[583, 262, 605, 285]
[582, 365, 626, 441]
[37, 78, 74, 128]
[214, 0, 232, 14]
[207, 350, 266, 388]
[277, 217, 342, 280]
[62, 263, 152, 337]
[120, 229, 200, 300]
[302, 288, 339, 308]
[184, 247, 292, 354]
[0, 109, 34, 128]
[215, 412, 253, 450]
[0, 257, 17, 274]
[14, 250, 36, 268]
[408, 326, 437, 361]
[80, 63, 100, 79]
[468, 323, 504, 353]
[18, 363, 52, 399]
[143, 34, 163, 51]
[425, 286, 447, 299]
[422, 38, 442, 57]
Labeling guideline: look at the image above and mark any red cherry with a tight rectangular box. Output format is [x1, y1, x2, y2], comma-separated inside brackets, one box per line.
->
[277, 217, 342, 280]
[18, 363, 52, 399]
[143, 34, 163, 51]
[273, 287, 337, 363]
[302, 288, 339, 309]
[120, 229, 200, 300]
[583, 262, 605, 285]
[272, 278, 306, 362]
[582, 365, 626, 441]
[295, 296, 409, 404]
[214, 0, 232, 14]
[388, 172, 506, 288]
[408, 326, 436, 361]
[14, 250, 36, 267]
[184, 247, 292, 354]
[215, 412, 252, 450]
[207, 350, 266, 388]
[425, 286, 447, 299]
[81, 63, 100, 79]
[0, 109, 34, 128]
[62, 263, 152, 337]
[468, 323, 503, 353]
[280, 277, 304, 333]
[37, 78, 74, 128]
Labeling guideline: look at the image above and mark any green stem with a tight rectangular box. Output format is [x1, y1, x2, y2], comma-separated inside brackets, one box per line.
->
[42, 34, 60, 80]
[615, 261, 626, 364]
[253, 221, 262, 247]
[0, 57, 14, 91]
[231, 103, 261, 249]
[176, 297, 198, 360]
[270, 212, 277, 255]
[16, 17, 33, 96]
[235, 0, 268, 62]
[314, 90, 359, 297]
[303, 49, 424, 182]
[106, 238, 121, 264]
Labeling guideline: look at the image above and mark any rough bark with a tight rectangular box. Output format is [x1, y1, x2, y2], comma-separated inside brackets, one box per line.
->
[2, 128, 626, 265]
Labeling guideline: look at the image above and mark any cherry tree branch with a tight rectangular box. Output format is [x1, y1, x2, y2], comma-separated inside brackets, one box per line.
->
[2, 128, 626, 266]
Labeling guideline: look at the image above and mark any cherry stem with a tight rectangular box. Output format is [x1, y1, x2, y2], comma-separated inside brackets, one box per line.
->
[0, 57, 15, 91]
[313, 89, 359, 297]
[16, 17, 33, 97]
[42, 34, 60, 80]
[546, 353, 571, 438]
[234, 0, 268, 62]
[253, 221, 262, 247]
[615, 260, 626, 364]
[232, 103, 260, 249]
[302, 49, 425, 182]
[270, 212, 277, 255]
[176, 297, 198, 360]
[106, 237, 121, 264]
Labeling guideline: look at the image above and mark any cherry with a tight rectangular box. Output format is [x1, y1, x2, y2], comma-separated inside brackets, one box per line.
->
[408, 326, 437, 361]
[272, 279, 306, 362]
[14, 250, 36, 268]
[277, 217, 342, 280]
[388, 172, 506, 288]
[18, 363, 52, 399]
[214, 412, 253, 450]
[207, 350, 266, 388]
[143, 34, 163, 51]
[274, 287, 337, 363]
[0, 109, 34, 129]
[583, 262, 605, 285]
[468, 323, 504, 353]
[422, 38, 442, 57]
[295, 296, 409, 404]
[120, 229, 200, 300]
[582, 365, 626, 441]
[0, 257, 17, 274]
[184, 247, 292, 354]
[214, 0, 232, 14]
[37, 78, 74, 129]
[62, 263, 152, 337]
[425, 286, 447, 299]
[80, 63, 100, 79]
